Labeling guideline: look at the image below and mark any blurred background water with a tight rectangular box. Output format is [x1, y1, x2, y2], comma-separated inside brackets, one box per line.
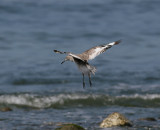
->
[0, 0, 160, 129]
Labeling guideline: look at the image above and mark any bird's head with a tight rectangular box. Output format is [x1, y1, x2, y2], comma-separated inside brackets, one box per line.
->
[61, 55, 74, 64]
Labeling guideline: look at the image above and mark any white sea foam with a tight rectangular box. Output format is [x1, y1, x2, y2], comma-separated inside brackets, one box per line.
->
[0, 94, 100, 108]
[0, 93, 160, 108]
[117, 94, 160, 100]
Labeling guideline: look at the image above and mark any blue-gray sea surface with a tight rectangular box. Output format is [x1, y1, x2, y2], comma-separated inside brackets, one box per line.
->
[0, 0, 160, 129]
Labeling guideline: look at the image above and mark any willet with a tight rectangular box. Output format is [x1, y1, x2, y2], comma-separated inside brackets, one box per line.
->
[54, 40, 121, 88]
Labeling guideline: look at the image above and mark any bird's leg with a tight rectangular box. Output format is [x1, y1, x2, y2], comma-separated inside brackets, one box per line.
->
[82, 73, 85, 88]
[88, 73, 92, 87]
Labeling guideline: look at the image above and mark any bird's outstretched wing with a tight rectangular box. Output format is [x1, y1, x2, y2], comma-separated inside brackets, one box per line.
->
[81, 40, 121, 61]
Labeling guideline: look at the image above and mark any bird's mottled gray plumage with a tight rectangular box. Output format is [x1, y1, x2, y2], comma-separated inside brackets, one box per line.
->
[54, 40, 121, 88]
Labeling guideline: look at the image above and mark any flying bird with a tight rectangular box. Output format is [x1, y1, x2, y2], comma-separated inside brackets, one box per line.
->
[54, 40, 121, 88]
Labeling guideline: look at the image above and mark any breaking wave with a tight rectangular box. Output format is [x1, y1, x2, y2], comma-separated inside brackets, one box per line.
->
[0, 93, 160, 109]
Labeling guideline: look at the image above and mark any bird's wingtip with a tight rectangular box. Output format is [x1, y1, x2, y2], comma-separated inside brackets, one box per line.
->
[54, 50, 58, 53]
[115, 40, 122, 45]
[54, 50, 64, 54]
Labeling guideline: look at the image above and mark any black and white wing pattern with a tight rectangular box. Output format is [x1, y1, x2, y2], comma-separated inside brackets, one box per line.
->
[54, 50, 70, 54]
[82, 40, 121, 61]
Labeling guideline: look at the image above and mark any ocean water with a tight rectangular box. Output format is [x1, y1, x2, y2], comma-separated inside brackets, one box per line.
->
[0, 0, 160, 129]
